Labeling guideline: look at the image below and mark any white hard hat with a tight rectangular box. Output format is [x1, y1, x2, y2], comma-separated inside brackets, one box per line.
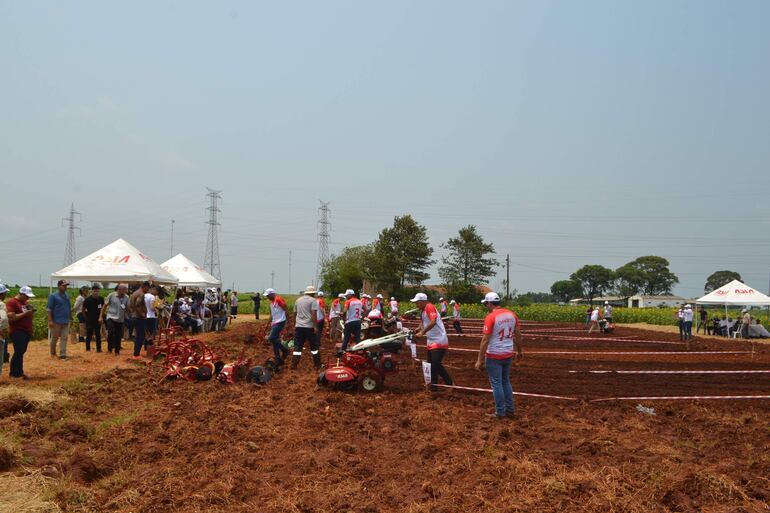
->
[410, 292, 428, 302]
[481, 292, 500, 304]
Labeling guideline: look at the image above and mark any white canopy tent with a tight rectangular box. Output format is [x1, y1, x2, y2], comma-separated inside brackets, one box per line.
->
[160, 254, 220, 288]
[51, 238, 179, 285]
[696, 280, 770, 307]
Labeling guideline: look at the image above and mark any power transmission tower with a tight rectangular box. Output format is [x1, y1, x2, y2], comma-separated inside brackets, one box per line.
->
[203, 188, 222, 280]
[316, 200, 331, 286]
[505, 254, 511, 300]
[61, 203, 82, 266]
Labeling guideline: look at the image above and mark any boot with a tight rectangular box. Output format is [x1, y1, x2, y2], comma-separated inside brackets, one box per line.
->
[312, 353, 322, 370]
[290, 355, 301, 369]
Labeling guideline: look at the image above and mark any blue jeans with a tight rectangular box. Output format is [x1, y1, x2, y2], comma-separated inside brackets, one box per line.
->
[10, 331, 31, 378]
[342, 320, 361, 351]
[0, 338, 7, 375]
[486, 357, 514, 417]
[269, 321, 286, 360]
[683, 321, 693, 340]
[133, 317, 146, 356]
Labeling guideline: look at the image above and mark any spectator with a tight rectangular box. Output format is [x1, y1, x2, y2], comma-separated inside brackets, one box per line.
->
[719, 316, 728, 337]
[476, 291, 523, 418]
[129, 281, 150, 357]
[6, 286, 36, 379]
[603, 301, 613, 323]
[341, 289, 363, 353]
[82, 284, 105, 352]
[696, 306, 708, 334]
[47, 279, 71, 359]
[265, 288, 289, 363]
[412, 292, 453, 390]
[72, 286, 88, 344]
[450, 299, 463, 334]
[741, 309, 752, 339]
[291, 286, 321, 369]
[251, 292, 261, 320]
[682, 304, 694, 341]
[230, 291, 239, 320]
[144, 285, 158, 348]
[0, 283, 9, 375]
[202, 303, 213, 332]
[100, 284, 128, 355]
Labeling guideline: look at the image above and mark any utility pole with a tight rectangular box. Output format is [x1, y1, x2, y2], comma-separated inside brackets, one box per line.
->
[288, 250, 292, 294]
[316, 200, 331, 287]
[203, 188, 222, 280]
[170, 219, 175, 257]
[506, 254, 510, 300]
[61, 203, 82, 266]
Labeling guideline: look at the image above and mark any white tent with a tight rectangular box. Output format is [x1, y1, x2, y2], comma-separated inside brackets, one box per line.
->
[160, 254, 220, 288]
[696, 280, 770, 307]
[51, 238, 179, 285]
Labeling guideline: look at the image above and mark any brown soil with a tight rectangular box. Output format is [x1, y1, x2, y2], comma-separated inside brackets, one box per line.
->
[1, 320, 770, 512]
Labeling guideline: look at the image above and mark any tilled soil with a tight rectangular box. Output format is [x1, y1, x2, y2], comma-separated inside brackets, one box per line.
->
[1, 320, 770, 513]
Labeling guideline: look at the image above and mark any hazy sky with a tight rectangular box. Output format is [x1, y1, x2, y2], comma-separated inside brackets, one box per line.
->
[1, 1, 769, 298]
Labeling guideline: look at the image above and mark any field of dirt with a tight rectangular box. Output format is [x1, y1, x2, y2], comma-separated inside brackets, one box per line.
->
[2, 319, 770, 513]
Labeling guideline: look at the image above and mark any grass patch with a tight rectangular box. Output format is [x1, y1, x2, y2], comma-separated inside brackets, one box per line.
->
[0, 471, 61, 513]
[0, 386, 62, 408]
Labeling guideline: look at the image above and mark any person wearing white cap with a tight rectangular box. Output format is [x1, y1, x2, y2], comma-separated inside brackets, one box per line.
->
[741, 309, 752, 339]
[264, 288, 290, 363]
[291, 286, 321, 369]
[0, 283, 10, 375]
[439, 297, 448, 317]
[360, 293, 371, 316]
[449, 299, 463, 334]
[587, 306, 601, 335]
[389, 296, 399, 316]
[476, 292, 522, 418]
[371, 294, 384, 314]
[411, 292, 453, 389]
[682, 304, 693, 341]
[602, 301, 613, 324]
[328, 293, 344, 342]
[6, 286, 36, 379]
[340, 289, 363, 352]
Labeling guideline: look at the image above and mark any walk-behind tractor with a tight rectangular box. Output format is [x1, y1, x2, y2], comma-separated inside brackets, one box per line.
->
[318, 329, 412, 392]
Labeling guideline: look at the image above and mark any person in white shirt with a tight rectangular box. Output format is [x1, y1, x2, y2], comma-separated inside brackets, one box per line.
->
[587, 307, 601, 334]
[602, 301, 613, 323]
[682, 304, 694, 341]
[144, 286, 158, 348]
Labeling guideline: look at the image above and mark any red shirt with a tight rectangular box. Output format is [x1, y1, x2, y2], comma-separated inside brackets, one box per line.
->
[483, 307, 518, 359]
[6, 297, 34, 335]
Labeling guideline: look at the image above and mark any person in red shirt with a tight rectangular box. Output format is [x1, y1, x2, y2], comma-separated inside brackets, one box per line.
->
[6, 286, 37, 379]
[316, 291, 327, 346]
[265, 288, 289, 363]
[476, 292, 523, 418]
[450, 299, 463, 334]
[412, 292, 453, 389]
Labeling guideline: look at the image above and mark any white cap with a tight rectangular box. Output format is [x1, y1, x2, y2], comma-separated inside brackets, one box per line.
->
[363, 293, 370, 298]
[19, 286, 35, 297]
[481, 292, 500, 304]
[338, 293, 345, 298]
[390, 297, 395, 300]
[604, 301, 609, 305]
[685, 304, 692, 309]
[304, 285, 317, 295]
[376, 294, 383, 299]
[439, 297, 444, 301]
[317, 291, 324, 297]
[449, 300, 456, 304]
[410, 292, 428, 302]
[344, 289, 355, 296]
[264, 288, 276, 296]
[0, 283, 8, 294]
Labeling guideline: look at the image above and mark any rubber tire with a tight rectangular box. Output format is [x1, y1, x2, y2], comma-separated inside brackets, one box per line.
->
[317, 370, 329, 387]
[357, 371, 383, 393]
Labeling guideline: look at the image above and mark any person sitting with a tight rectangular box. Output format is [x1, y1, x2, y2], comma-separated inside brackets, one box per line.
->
[718, 316, 728, 337]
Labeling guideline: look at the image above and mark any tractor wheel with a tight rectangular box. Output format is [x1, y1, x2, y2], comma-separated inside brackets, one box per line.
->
[317, 370, 329, 387]
[357, 371, 383, 393]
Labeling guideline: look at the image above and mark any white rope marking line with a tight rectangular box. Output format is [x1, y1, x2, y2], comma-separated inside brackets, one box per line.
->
[592, 395, 770, 402]
[526, 334, 688, 345]
[571, 370, 770, 375]
[432, 383, 578, 400]
[526, 350, 754, 355]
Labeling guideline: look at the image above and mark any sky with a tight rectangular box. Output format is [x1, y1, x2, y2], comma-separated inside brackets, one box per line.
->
[1, 0, 769, 298]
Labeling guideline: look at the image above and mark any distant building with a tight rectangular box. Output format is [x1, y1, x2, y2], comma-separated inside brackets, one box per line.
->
[568, 296, 625, 307]
[627, 295, 689, 308]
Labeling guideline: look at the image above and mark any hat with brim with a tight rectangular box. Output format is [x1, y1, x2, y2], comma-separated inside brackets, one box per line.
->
[304, 286, 317, 295]
[410, 293, 428, 302]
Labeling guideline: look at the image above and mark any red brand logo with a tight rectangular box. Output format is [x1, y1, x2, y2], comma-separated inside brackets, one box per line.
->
[92, 255, 130, 264]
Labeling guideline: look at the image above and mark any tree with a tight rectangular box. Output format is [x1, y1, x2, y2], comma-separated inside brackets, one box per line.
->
[570, 265, 614, 306]
[614, 256, 678, 296]
[320, 245, 374, 293]
[438, 225, 498, 286]
[550, 280, 583, 303]
[704, 270, 742, 293]
[370, 215, 434, 293]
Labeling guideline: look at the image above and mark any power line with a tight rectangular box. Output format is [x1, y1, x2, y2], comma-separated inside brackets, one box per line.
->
[61, 203, 81, 266]
[203, 188, 222, 280]
[316, 200, 330, 286]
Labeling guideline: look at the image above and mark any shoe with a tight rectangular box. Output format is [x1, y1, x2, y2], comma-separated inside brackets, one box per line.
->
[485, 412, 506, 420]
[59, 356, 67, 360]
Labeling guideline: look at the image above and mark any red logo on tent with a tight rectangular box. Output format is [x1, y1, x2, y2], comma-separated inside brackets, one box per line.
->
[92, 255, 130, 264]
[714, 290, 728, 296]
[735, 289, 754, 294]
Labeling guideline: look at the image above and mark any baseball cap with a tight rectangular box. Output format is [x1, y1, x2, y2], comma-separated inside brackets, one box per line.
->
[338, 293, 345, 298]
[390, 297, 395, 300]
[410, 292, 428, 302]
[376, 294, 383, 299]
[317, 291, 324, 297]
[604, 301, 609, 305]
[344, 289, 355, 296]
[449, 300, 456, 304]
[0, 283, 8, 294]
[19, 286, 35, 297]
[57, 279, 70, 286]
[481, 292, 500, 304]
[264, 288, 276, 296]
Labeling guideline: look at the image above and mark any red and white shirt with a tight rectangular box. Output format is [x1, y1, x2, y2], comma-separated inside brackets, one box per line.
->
[421, 303, 448, 350]
[371, 298, 381, 312]
[361, 297, 370, 311]
[440, 301, 448, 315]
[316, 298, 326, 322]
[482, 307, 518, 359]
[329, 298, 341, 318]
[270, 296, 288, 325]
[389, 299, 399, 314]
[344, 298, 363, 324]
[453, 303, 461, 320]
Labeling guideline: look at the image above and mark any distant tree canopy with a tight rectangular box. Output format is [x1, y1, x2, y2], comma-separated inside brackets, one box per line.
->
[570, 265, 614, 305]
[704, 270, 742, 293]
[550, 280, 583, 303]
[439, 225, 498, 303]
[614, 256, 678, 296]
[320, 245, 373, 294]
[369, 215, 434, 294]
